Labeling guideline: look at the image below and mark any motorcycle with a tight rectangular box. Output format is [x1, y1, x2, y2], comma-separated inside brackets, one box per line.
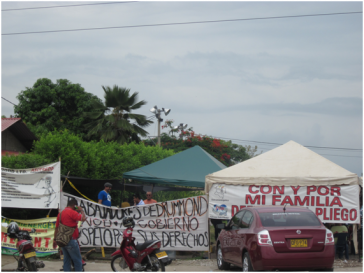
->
[3, 222, 45, 271]
[111, 216, 168, 272]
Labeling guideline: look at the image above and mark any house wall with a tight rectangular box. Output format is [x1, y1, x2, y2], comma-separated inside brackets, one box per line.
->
[2, 130, 27, 154]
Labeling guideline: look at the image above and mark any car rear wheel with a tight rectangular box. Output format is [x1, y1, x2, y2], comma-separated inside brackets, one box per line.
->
[217, 245, 230, 270]
[242, 252, 253, 272]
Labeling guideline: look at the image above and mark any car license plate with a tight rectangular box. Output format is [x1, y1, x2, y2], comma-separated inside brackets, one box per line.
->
[290, 239, 307, 248]
[155, 251, 168, 259]
[24, 252, 36, 259]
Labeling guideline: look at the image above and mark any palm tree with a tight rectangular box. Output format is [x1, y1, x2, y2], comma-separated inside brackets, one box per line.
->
[84, 85, 153, 144]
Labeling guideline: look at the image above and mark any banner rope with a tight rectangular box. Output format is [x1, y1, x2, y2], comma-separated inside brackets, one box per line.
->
[67, 179, 97, 203]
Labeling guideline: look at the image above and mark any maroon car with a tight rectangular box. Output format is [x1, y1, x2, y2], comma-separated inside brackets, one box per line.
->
[216, 206, 335, 271]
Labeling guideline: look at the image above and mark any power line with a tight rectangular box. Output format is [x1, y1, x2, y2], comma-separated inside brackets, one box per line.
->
[2, 1, 137, 11]
[211, 135, 362, 151]
[2, 11, 362, 36]
[1, 97, 17, 106]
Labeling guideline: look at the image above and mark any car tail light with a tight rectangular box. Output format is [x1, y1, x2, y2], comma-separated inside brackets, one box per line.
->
[325, 229, 334, 245]
[153, 242, 161, 249]
[257, 230, 272, 246]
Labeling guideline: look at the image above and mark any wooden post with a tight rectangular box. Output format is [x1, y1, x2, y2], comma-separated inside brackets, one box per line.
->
[101, 247, 105, 258]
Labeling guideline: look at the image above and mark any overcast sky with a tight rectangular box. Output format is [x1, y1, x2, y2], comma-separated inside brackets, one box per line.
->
[1, 1, 362, 175]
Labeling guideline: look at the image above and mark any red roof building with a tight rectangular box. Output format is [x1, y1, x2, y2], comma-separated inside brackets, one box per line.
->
[2, 118, 38, 156]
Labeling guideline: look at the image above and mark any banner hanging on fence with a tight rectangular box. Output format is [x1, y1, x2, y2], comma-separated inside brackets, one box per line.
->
[61, 193, 209, 251]
[1, 162, 60, 209]
[209, 184, 361, 224]
[1, 217, 58, 257]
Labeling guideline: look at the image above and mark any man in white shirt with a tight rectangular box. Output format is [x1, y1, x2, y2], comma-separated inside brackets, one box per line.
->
[133, 193, 145, 206]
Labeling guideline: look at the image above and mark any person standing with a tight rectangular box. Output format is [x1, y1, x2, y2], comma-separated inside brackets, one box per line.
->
[133, 193, 145, 206]
[54, 198, 86, 272]
[121, 198, 130, 208]
[143, 191, 157, 204]
[331, 223, 349, 262]
[98, 182, 112, 207]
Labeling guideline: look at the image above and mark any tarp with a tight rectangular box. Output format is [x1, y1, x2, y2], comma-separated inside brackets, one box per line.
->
[205, 140, 360, 193]
[123, 145, 226, 188]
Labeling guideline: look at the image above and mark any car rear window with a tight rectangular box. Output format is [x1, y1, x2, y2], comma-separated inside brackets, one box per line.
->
[258, 211, 321, 227]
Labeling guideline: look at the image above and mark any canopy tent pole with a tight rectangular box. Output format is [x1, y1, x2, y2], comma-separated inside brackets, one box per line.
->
[207, 192, 211, 259]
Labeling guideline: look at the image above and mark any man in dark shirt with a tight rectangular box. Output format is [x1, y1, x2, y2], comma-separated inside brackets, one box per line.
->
[54, 198, 86, 272]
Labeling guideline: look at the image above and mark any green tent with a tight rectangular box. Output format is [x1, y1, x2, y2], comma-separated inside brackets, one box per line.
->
[123, 145, 226, 188]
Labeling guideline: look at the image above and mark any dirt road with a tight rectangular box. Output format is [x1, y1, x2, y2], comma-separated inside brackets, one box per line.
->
[2, 255, 362, 272]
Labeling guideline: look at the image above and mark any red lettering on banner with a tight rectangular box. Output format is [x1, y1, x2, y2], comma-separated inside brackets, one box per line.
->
[10, 238, 15, 244]
[294, 196, 309, 206]
[330, 208, 333, 220]
[249, 186, 259, 194]
[44, 237, 51, 248]
[273, 186, 284, 194]
[311, 196, 315, 206]
[262, 195, 266, 205]
[316, 208, 323, 217]
[232, 205, 239, 216]
[323, 208, 330, 220]
[341, 209, 349, 221]
[350, 209, 357, 221]
[307, 186, 317, 195]
[331, 187, 341, 196]
[325, 197, 330, 206]
[330, 197, 343, 207]
[272, 195, 281, 205]
[1, 232, 7, 243]
[316, 197, 325, 206]
[34, 237, 42, 247]
[261, 186, 272, 194]
[317, 186, 329, 196]
[281, 196, 293, 206]
[291, 186, 300, 195]
[334, 209, 340, 221]
[246, 195, 260, 205]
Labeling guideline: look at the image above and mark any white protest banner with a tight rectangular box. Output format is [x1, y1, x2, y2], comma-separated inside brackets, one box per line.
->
[61, 193, 209, 251]
[209, 184, 360, 224]
[1, 162, 60, 209]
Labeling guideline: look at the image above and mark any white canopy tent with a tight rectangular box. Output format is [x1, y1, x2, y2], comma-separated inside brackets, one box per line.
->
[205, 140, 359, 193]
[205, 140, 361, 255]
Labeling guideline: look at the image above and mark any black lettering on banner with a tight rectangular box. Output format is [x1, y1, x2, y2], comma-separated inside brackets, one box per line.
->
[167, 218, 173, 229]
[80, 229, 89, 245]
[94, 205, 102, 218]
[175, 231, 183, 246]
[138, 230, 147, 241]
[137, 220, 147, 228]
[190, 217, 199, 231]
[174, 218, 182, 231]
[184, 198, 194, 216]
[87, 202, 95, 217]
[113, 229, 122, 246]
[156, 219, 164, 229]
[151, 232, 160, 241]
[198, 196, 208, 216]
[169, 232, 175, 247]
[134, 207, 142, 220]
[103, 229, 113, 246]
[103, 220, 112, 228]
[186, 233, 194, 248]
[93, 219, 102, 226]
[143, 206, 150, 217]
[80, 200, 87, 214]
[162, 232, 170, 247]
[149, 205, 157, 217]
[148, 220, 156, 229]
[156, 203, 164, 217]
[204, 232, 209, 246]
[182, 217, 190, 232]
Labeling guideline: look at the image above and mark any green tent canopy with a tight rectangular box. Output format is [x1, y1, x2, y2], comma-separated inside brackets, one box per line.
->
[123, 145, 226, 188]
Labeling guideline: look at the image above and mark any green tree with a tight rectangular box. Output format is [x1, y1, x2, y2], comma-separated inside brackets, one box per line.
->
[14, 78, 102, 139]
[84, 85, 153, 144]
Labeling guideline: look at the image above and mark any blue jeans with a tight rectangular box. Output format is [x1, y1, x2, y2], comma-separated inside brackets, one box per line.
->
[62, 239, 83, 271]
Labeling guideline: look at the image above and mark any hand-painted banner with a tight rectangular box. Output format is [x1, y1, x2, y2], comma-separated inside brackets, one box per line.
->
[1, 217, 58, 257]
[1, 162, 60, 209]
[61, 193, 209, 251]
[209, 184, 360, 224]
